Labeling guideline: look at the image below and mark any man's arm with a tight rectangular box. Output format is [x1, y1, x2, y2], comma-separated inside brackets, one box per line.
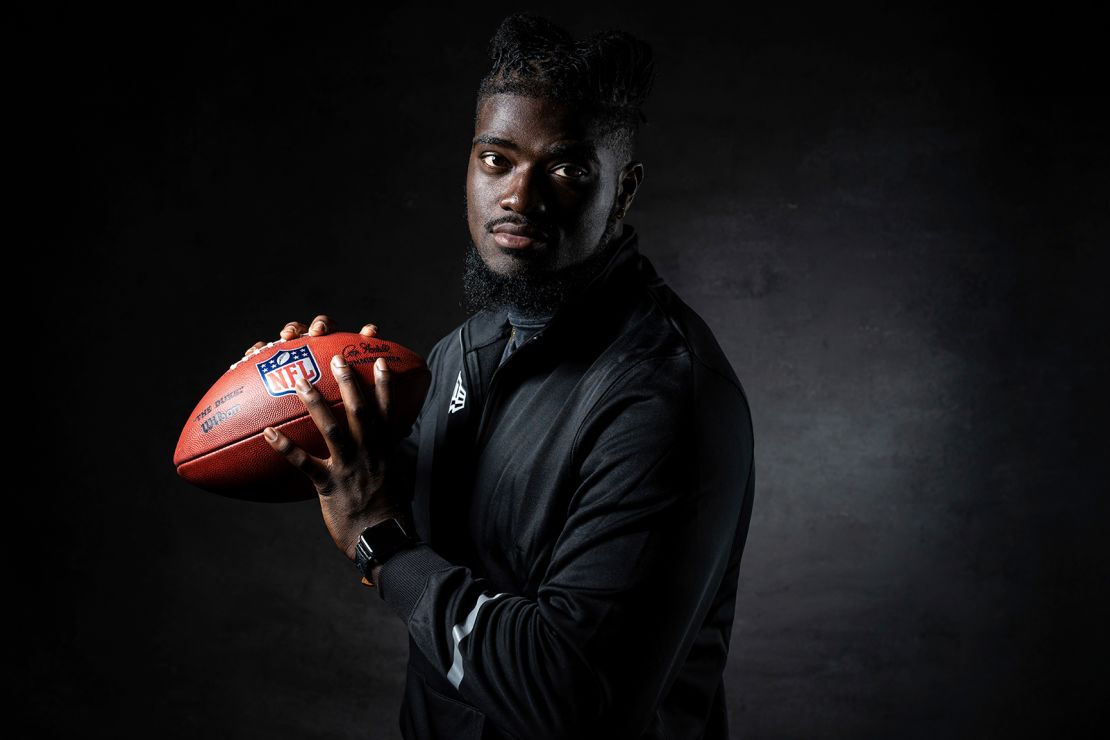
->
[376, 354, 755, 740]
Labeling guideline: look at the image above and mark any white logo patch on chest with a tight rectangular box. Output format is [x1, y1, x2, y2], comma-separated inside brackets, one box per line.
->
[449, 369, 467, 413]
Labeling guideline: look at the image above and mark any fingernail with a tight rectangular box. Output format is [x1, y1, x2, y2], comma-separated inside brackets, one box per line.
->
[263, 427, 277, 441]
[296, 376, 310, 393]
[375, 357, 387, 373]
[332, 354, 347, 368]
[312, 320, 326, 332]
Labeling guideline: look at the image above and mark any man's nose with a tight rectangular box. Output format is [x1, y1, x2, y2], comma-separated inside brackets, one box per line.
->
[498, 165, 547, 216]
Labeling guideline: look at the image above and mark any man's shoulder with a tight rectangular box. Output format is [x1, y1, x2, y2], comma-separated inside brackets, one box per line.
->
[602, 276, 750, 407]
[575, 278, 754, 463]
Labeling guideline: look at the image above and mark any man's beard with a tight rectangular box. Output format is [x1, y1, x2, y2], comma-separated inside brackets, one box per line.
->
[462, 202, 622, 317]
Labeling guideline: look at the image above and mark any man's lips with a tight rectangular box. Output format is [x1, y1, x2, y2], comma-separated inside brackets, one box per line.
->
[491, 223, 549, 249]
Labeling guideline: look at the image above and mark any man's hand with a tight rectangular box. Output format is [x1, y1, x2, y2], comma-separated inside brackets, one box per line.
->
[263, 348, 409, 560]
[253, 314, 411, 561]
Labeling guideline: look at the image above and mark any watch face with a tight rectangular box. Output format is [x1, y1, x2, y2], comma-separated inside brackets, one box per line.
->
[360, 518, 415, 563]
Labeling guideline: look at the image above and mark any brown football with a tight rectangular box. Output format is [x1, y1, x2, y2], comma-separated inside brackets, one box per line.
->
[173, 332, 429, 502]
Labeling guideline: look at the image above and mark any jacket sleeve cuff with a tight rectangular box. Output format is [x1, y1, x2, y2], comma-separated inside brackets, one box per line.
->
[376, 543, 455, 623]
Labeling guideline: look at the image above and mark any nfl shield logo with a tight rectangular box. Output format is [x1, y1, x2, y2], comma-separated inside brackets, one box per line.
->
[257, 345, 321, 397]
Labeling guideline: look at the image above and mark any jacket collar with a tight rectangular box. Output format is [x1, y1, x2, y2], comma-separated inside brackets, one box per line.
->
[462, 223, 651, 351]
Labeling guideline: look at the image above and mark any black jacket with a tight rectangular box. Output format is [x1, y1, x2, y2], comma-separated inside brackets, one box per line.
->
[376, 224, 756, 740]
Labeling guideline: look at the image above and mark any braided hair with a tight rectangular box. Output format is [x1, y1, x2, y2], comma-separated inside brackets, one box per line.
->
[475, 13, 655, 166]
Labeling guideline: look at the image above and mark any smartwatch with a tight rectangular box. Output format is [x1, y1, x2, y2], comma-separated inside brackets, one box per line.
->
[354, 517, 419, 587]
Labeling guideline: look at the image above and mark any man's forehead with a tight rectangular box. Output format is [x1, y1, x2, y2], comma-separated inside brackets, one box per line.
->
[473, 95, 606, 161]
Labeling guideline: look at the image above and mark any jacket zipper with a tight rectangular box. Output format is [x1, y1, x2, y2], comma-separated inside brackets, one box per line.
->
[469, 324, 544, 454]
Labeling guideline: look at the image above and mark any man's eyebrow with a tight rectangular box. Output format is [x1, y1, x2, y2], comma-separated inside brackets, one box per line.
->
[472, 135, 599, 163]
[547, 140, 599, 163]
[472, 135, 515, 149]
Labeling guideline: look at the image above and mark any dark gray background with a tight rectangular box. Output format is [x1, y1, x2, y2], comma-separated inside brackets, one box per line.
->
[22, 3, 1105, 738]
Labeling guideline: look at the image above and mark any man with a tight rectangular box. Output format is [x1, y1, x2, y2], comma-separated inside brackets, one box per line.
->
[251, 13, 755, 740]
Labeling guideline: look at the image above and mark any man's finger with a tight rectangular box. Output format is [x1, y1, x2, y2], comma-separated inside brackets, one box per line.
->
[330, 354, 380, 450]
[263, 426, 332, 490]
[243, 340, 266, 357]
[293, 375, 356, 463]
[359, 323, 379, 337]
[308, 314, 334, 336]
[279, 321, 308, 340]
[373, 357, 394, 436]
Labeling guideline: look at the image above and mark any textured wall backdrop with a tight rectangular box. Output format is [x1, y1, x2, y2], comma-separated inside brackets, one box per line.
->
[22, 4, 1104, 738]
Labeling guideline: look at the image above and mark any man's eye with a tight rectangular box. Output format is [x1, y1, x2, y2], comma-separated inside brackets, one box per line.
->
[480, 153, 507, 167]
[554, 164, 588, 179]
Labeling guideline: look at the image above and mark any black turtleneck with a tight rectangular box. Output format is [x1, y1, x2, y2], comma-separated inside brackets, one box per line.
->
[498, 307, 553, 367]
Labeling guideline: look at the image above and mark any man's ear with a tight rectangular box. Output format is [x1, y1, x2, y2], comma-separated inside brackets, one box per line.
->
[615, 161, 644, 219]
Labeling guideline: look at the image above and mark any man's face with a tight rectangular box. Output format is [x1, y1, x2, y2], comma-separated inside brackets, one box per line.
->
[462, 93, 630, 315]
